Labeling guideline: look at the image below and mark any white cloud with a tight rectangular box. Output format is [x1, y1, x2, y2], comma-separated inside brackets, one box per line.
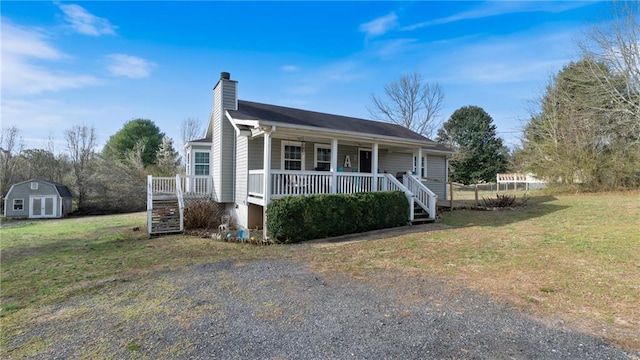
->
[1, 20, 63, 60]
[281, 65, 300, 72]
[433, 29, 576, 85]
[359, 12, 398, 38]
[369, 38, 419, 59]
[457, 59, 566, 84]
[57, 3, 117, 36]
[1, 20, 100, 95]
[105, 54, 157, 78]
[403, 2, 595, 31]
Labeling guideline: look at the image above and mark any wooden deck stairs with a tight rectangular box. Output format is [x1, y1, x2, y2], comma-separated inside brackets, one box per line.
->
[147, 175, 185, 235]
[150, 196, 182, 234]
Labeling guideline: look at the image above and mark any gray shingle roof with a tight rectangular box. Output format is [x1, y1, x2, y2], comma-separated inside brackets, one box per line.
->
[6, 179, 73, 198]
[189, 136, 212, 143]
[228, 100, 431, 143]
[52, 183, 73, 198]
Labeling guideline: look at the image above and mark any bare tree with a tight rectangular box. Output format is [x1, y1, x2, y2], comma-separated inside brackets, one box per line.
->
[65, 125, 97, 210]
[180, 117, 203, 164]
[125, 140, 147, 174]
[577, 0, 640, 140]
[0, 126, 23, 197]
[368, 72, 444, 138]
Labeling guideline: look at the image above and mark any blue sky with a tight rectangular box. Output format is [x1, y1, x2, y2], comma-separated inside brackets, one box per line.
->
[2, 1, 609, 152]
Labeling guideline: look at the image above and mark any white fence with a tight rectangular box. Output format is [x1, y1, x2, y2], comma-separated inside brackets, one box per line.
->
[496, 173, 546, 191]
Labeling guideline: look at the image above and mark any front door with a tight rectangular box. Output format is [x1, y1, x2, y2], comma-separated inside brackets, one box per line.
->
[359, 149, 372, 173]
[30, 196, 56, 218]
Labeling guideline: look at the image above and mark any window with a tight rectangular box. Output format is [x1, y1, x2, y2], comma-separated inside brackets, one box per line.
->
[314, 144, 331, 171]
[194, 151, 210, 175]
[413, 156, 426, 177]
[31, 182, 38, 190]
[282, 141, 303, 171]
[13, 199, 23, 211]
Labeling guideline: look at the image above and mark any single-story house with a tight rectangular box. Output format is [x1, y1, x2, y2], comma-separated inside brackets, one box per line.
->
[4, 179, 73, 219]
[149, 72, 454, 236]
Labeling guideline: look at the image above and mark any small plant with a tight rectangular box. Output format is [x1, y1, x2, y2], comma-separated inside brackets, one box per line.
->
[481, 193, 517, 208]
[2, 303, 22, 314]
[126, 343, 141, 351]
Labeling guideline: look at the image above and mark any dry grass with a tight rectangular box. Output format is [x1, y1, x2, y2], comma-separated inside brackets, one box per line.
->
[300, 192, 640, 350]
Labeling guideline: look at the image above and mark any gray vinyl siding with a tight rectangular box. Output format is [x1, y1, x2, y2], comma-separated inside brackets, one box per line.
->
[212, 78, 238, 203]
[212, 86, 222, 202]
[220, 115, 235, 202]
[271, 139, 282, 170]
[235, 136, 248, 206]
[379, 152, 413, 176]
[248, 137, 264, 170]
[425, 154, 447, 199]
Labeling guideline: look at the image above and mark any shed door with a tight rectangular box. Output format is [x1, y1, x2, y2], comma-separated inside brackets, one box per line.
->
[30, 196, 57, 218]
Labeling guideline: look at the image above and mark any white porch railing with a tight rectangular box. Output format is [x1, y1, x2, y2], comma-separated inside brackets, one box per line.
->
[149, 175, 214, 198]
[270, 170, 334, 197]
[246, 169, 437, 221]
[336, 173, 374, 194]
[150, 176, 177, 194]
[248, 170, 382, 198]
[403, 173, 437, 220]
[182, 175, 214, 198]
[248, 170, 264, 197]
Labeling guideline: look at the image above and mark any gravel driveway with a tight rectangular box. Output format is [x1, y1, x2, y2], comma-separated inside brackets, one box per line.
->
[10, 258, 637, 359]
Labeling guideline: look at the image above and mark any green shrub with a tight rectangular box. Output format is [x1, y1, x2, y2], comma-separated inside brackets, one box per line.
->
[266, 191, 409, 243]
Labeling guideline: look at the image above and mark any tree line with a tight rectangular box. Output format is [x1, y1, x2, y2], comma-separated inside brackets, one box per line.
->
[0, 118, 196, 214]
[370, 1, 639, 190]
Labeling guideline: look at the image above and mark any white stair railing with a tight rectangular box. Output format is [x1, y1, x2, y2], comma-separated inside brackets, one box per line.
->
[147, 175, 153, 235]
[402, 173, 437, 220]
[380, 173, 414, 221]
[175, 174, 184, 232]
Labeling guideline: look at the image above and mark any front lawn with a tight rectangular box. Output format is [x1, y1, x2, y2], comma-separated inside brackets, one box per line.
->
[301, 192, 640, 350]
[2, 192, 639, 353]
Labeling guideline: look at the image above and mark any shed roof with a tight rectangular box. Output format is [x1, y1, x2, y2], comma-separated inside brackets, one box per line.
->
[5, 179, 73, 198]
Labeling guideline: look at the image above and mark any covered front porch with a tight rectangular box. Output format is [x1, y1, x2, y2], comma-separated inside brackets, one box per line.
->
[236, 126, 438, 230]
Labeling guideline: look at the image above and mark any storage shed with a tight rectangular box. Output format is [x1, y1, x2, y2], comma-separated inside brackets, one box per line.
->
[3, 179, 73, 219]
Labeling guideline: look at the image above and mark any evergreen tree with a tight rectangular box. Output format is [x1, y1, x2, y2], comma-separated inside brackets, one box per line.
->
[153, 136, 181, 176]
[102, 119, 165, 167]
[437, 106, 508, 184]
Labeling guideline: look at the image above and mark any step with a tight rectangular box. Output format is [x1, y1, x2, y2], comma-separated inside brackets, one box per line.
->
[411, 217, 435, 224]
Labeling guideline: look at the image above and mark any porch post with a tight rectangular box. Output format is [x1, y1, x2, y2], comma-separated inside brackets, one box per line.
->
[372, 143, 379, 191]
[263, 131, 272, 239]
[330, 138, 338, 194]
[416, 147, 423, 179]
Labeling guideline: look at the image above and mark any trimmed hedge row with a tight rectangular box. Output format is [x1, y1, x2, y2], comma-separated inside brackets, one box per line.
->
[266, 191, 409, 243]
